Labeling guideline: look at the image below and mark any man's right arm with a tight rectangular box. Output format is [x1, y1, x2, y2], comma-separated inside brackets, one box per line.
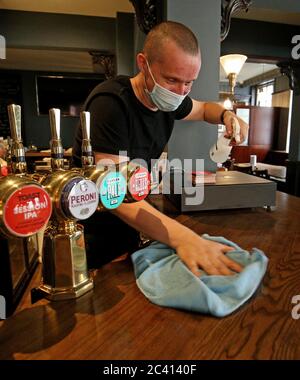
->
[111, 198, 242, 276]
[94, 152, 243, 277]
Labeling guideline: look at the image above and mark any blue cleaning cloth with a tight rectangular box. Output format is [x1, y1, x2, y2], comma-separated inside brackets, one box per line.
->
[131, 234, 268, 317]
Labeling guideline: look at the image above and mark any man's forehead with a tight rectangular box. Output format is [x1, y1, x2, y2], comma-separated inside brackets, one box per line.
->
[147, 38, 200, 62]
[156, 50, 201, 74]
[160, 45, 199, 64]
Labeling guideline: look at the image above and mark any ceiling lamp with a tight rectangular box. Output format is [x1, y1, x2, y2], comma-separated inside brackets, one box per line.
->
[220, 54, 247, 95]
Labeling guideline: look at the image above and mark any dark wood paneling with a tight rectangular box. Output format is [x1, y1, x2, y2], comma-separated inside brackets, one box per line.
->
[231, 145, 269, 163]
[265, 150, 288, 166]
[249, 106, 278, 146]
[274, 108, 289, 151]
[231, 106, 282, 163]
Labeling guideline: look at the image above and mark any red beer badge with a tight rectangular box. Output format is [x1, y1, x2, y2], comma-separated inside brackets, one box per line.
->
[129, 167, 150, 201]
[0, 165, 8, 177]
[4, 185, 52, 237]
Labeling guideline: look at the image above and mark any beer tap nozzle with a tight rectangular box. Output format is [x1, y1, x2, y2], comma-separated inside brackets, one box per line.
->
[49, 108, 64, 171]
[7, 104, 27, 175]
[80, 111, 94, 168]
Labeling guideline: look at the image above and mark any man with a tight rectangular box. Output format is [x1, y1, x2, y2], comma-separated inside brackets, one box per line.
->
[73, 21, 249, 276]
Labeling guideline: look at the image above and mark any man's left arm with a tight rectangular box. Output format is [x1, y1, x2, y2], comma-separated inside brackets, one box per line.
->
[183, 99, 249, 143]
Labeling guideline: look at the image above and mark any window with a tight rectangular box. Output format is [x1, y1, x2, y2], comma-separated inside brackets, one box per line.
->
[235, 107, 250, 145]
[256, 81, 274, 107]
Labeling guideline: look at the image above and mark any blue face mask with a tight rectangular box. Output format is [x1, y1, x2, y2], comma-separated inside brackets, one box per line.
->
[144, 60, 189, 112]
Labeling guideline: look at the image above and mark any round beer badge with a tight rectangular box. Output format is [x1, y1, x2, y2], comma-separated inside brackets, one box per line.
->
[0, 165, 8, 176]
[129, 167, 150, 201]
[67, 179, 98, 220]
[98, 171, 126, 209]
[4, 185, 52, 237]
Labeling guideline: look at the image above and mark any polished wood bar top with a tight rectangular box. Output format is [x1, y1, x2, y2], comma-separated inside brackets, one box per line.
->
[1, 191, 300, 360]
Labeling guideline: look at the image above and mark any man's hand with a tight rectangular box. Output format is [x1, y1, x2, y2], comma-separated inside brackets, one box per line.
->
[223, 110, 249, 145]
[111, 195, 243, 277]
[175, 232, 243, 276]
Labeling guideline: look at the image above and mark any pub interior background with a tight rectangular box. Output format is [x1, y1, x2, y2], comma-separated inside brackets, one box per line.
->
[0, 0, 300, 195]
[1, 0, 300, 362]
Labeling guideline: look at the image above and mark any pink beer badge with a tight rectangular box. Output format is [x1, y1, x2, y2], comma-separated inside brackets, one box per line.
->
[4, 185, 52, 237]
[129, 166, 150, 201]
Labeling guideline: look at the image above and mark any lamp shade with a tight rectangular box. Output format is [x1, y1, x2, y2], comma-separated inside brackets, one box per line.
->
[220, 54, 247, 76]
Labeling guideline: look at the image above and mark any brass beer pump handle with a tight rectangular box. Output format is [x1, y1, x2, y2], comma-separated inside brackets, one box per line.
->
[49, 108, 61, 141]
[49, 108, 64, 170]
[7, 104, 27, 174]
[7, 104, 22, 142]
[81, 111, 91, 141]
[80, 111, 94, 168]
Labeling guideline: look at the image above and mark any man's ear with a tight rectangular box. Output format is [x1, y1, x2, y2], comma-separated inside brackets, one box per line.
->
[137, 53, 147, 74]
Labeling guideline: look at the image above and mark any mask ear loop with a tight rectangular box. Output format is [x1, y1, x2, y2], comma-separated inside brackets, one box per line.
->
[142, 58, 151, 94]
[143, 59, 157, 102]
[145, 59, 157, 84]
[144, 74, 150, 94]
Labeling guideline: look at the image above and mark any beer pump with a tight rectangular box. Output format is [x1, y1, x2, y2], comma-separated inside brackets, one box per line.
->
[78, 111, 127, 211]
[0, 104, 52, 316]
[0, 104, 52, 239]
[79, 111, 150, 209]
[31, 108, 99, 302]
[29, 107, 151, 304]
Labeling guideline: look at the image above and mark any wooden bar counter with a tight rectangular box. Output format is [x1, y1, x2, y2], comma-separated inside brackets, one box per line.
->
[1, 191, 300, 360]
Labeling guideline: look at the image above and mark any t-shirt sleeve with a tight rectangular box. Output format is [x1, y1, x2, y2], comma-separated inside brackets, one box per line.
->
[174, 95, 193, 120]
[87, 94, 129, 156]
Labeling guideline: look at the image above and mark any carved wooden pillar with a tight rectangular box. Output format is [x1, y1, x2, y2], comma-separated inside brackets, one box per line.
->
[221, 0, 252, 41]
[129, 0, 163, 34]
[277, 60, 300, 96]
[130, 0, 252, 41]
[89, 51, 116, 79]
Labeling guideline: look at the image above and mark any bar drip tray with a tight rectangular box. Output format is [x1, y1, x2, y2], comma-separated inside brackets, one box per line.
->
[166, 170, 277, 212]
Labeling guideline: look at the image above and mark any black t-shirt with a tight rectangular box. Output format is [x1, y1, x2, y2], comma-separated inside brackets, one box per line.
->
[72, 75, 193, 169]
[72, 76, 193, 268]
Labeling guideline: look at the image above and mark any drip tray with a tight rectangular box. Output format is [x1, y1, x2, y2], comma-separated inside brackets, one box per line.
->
[165, 171, 277, 212]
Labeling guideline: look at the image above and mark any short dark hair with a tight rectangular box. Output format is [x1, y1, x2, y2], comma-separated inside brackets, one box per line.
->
[143, 21, 200, 63]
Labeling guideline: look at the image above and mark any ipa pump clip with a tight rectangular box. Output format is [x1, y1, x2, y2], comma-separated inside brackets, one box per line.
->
[0, 104, 52, 240]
